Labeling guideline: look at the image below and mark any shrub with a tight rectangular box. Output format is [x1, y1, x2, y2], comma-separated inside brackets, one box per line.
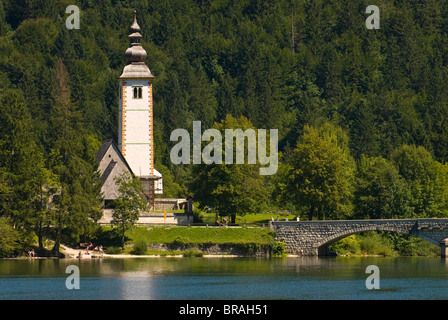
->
[270, 241, 287, 257]
[106, 246, 123, 254]
[171, 236, 191, 246]
[359, 232, 393, 256]
[329, 235, 360, 255]
[182, 249, 203, 257]
[131, 239, 148, 255]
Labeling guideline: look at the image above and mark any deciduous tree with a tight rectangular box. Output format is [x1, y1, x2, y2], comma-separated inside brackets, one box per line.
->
[287, 123, 354, 220]
[190, 115, 269, 223]
[112, 172, 148, 249]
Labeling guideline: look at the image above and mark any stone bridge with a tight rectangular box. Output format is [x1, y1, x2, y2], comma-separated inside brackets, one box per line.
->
[269, 219, 448, 257]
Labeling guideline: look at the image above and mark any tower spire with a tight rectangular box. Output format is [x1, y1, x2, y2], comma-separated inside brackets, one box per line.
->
[120, 10, 154, 78]
[130, 10, 141, 33]
[125, 10, 146, 64]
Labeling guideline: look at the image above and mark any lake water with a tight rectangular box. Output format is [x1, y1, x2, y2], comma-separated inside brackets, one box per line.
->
[0, 256, 447, 300]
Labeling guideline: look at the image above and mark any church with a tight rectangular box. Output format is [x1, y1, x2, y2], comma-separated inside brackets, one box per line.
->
[96, 11, 192, 223]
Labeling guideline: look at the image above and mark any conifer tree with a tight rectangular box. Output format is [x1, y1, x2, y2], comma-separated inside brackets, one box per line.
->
[48, 58, 102, 256]
[0, 89, 59, 254]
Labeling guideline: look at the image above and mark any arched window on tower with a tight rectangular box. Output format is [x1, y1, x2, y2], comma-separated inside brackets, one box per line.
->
[133, 86, 143, 99]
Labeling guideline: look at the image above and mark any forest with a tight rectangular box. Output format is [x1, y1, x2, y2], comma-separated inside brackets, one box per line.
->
[1, 0, 448, 255]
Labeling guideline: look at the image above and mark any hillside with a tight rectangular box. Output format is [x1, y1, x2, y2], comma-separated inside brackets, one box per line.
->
[2, 0, 448, 256]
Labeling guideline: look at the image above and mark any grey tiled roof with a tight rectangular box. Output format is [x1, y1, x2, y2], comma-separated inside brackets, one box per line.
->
[119, 62, 154, 79]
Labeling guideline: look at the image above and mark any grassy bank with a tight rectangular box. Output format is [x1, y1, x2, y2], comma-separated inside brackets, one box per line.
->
[128, 226, 284, 256]
[127, 225, 275, 245]
[93, 225, 285, 256]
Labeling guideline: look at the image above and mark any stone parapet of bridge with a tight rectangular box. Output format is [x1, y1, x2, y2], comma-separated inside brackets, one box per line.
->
[269, 219, 448, 257]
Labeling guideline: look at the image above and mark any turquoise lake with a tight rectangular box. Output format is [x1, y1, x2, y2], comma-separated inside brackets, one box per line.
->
[0, 256, 447, 300]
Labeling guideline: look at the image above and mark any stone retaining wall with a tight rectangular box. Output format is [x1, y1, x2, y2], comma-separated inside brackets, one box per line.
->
[147, 243, 270, 256]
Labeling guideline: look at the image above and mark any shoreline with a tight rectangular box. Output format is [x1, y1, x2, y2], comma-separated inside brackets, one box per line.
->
[3, 253, 436, 260]
[2, 245, 439, 260]
[71, 254, 245, 259]
[1, 254, 260, 260]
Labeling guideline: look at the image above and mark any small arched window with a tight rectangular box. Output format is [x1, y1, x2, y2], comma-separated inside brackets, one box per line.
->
[133, 86, 143, 99]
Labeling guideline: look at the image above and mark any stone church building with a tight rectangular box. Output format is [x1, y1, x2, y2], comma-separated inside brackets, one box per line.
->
[96, 11, 190, 224]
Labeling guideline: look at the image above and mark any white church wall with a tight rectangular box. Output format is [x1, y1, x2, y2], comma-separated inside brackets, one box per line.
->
[125, 145, 150, 177]
[119, 78, 154, 177]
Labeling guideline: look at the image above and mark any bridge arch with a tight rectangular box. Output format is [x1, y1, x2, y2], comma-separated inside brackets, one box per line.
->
[317, 225, 389, 247]
[315, 226, 440, 256]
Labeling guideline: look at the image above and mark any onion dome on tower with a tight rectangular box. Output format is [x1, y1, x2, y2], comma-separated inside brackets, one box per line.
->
[119, 10, 154, 79]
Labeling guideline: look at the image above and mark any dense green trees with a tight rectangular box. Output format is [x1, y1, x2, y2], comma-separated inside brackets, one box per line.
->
[47, 57, 103, 256]
[390, 144, 448, 217]
[354, 156, 412, 219]
[190, 115, 269, 223]
[3, 0, 448, 256]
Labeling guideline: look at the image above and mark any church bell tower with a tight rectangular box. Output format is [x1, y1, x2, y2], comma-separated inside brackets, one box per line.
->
[118, 11, 162, 207]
